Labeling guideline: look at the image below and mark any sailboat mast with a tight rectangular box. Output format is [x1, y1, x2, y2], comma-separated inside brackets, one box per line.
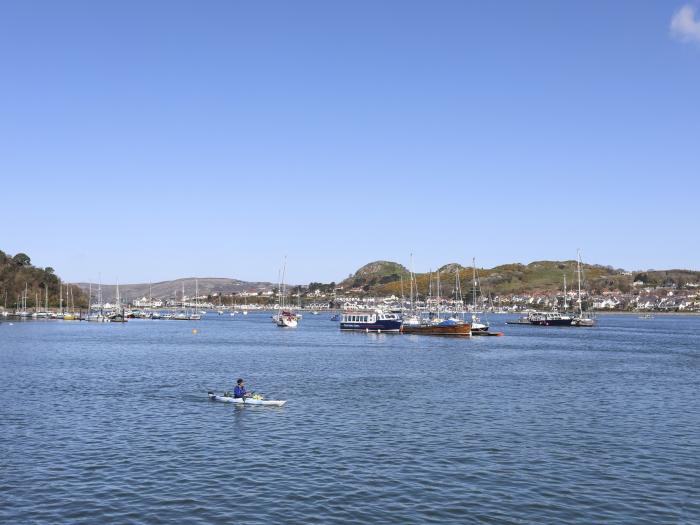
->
[282, 257, 287, 310]
[472, 258, 477, 312]
[437, 269, 441, 318]
[409, 253, 414, 313]
[563, 274, 567, 311]
[116, 279, 121, 312]
[577, 249, 583, 316]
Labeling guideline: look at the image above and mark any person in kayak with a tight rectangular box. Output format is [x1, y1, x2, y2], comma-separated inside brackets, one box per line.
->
[233, 378, 252, 399]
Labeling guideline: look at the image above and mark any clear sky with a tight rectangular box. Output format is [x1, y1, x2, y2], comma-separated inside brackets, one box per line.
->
[1, 1, 699, 284]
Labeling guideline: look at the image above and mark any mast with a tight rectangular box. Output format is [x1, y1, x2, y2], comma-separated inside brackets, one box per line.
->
[409, 253, 414, 314]
[455, 268, 464, 320]
[577, 249, 583, 316]
[281, 257, 287, 311]
[563, 274, 567, 311]
[116, 279, 121, 313]
[59, 280, 63, 313]
[436, 269, 441, 318]
[44, 283, 48, 312]
[88, 282, 92, 314]
[428, 269, 433, 312]
[472, 258, 477, 312]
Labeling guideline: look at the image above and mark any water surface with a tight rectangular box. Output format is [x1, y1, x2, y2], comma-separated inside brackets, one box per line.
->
[1, 313, 698, 524]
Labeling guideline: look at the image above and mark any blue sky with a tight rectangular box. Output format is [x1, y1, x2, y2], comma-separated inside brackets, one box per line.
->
[1, 1, 699, 284]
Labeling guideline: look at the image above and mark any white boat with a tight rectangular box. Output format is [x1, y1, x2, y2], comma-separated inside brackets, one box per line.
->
[571, 250, 596, 327]
[468, 259, 490, 332]
[208, 392, 286, 407]
[276, 310, 298, 327]
[275, 257, 299, 328]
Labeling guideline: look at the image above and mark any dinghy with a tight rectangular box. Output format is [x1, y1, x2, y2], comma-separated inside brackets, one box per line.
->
[207, 392, 286, 407]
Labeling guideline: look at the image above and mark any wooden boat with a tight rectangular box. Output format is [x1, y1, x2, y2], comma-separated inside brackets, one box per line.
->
[401, 322, 471, 336]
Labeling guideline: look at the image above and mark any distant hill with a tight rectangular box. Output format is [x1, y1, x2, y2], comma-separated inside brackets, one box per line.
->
[349, 260, 700, 297]
[75, 278, 277, 302]
[340, 261, 409, 291]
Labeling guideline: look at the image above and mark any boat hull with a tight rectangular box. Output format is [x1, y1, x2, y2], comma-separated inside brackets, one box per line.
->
[340, 319, 402, 332]
[401, 323, 472, 336]
[530, 319, 573, 326]
[208, 393, 286, 406]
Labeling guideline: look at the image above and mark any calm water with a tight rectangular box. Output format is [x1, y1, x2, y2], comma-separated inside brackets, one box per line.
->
[1, 313, 698, 524]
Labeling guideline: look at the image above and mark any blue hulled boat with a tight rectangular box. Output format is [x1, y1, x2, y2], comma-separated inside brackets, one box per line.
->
[340, 310, 402, 332]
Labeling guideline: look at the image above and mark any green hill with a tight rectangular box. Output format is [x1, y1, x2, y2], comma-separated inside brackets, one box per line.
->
[340, 261, 409, 291]
[0, 250, 86, 310]
[353, 260, 700, 297]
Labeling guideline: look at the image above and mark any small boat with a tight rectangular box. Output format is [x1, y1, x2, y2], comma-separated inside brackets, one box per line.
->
[276, 310, 298, 328]
[340, 310, 402, 332]
[330, 314, 340, 322]
[401, 318, 472, 336]
[470, 314, 489, 333]
[275, 258, 298, 328]
[527, 311, 573, 326]
[506, 315, 532, 325]
[570, 250, 596, 327]
[208, 392, 286, 407]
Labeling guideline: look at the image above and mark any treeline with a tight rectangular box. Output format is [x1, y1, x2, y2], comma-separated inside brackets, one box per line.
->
[0, 250, 87, 310]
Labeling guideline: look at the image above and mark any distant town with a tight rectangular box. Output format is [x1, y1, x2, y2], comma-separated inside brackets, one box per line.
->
[2, 250, 700, 315]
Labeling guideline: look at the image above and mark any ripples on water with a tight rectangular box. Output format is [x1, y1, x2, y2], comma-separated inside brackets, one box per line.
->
[1, 314, 698, 524]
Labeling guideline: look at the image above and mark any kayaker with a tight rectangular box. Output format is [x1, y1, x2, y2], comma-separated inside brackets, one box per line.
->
[233, 378, 251, 399]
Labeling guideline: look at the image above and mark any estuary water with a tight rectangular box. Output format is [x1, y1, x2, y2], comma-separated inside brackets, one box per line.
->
[1, 313, 698, 524]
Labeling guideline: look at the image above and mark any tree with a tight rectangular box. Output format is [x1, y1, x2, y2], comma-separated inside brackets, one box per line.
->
[45, 267, 55, 274]
[13, 253, 31, 266]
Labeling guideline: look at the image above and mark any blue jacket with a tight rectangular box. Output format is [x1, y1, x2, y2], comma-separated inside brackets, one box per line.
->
[233, 385, 247, 398]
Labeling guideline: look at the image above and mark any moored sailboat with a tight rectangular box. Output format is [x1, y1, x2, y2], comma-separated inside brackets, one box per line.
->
[571, 249, 596, 327]
[275, 258, 299, 328]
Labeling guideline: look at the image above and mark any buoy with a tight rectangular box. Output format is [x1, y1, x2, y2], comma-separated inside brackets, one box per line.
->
[192, 328, 198, 335]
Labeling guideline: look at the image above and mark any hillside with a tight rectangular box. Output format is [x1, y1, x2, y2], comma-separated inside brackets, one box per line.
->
[0, 250, 87, 309]
[363, 260, 700, 298]
[340, 261, 409, 291]
[75, 278, 278, 302]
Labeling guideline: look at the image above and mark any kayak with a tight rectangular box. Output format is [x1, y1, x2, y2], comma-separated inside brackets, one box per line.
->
[207, 392, 286, 407]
